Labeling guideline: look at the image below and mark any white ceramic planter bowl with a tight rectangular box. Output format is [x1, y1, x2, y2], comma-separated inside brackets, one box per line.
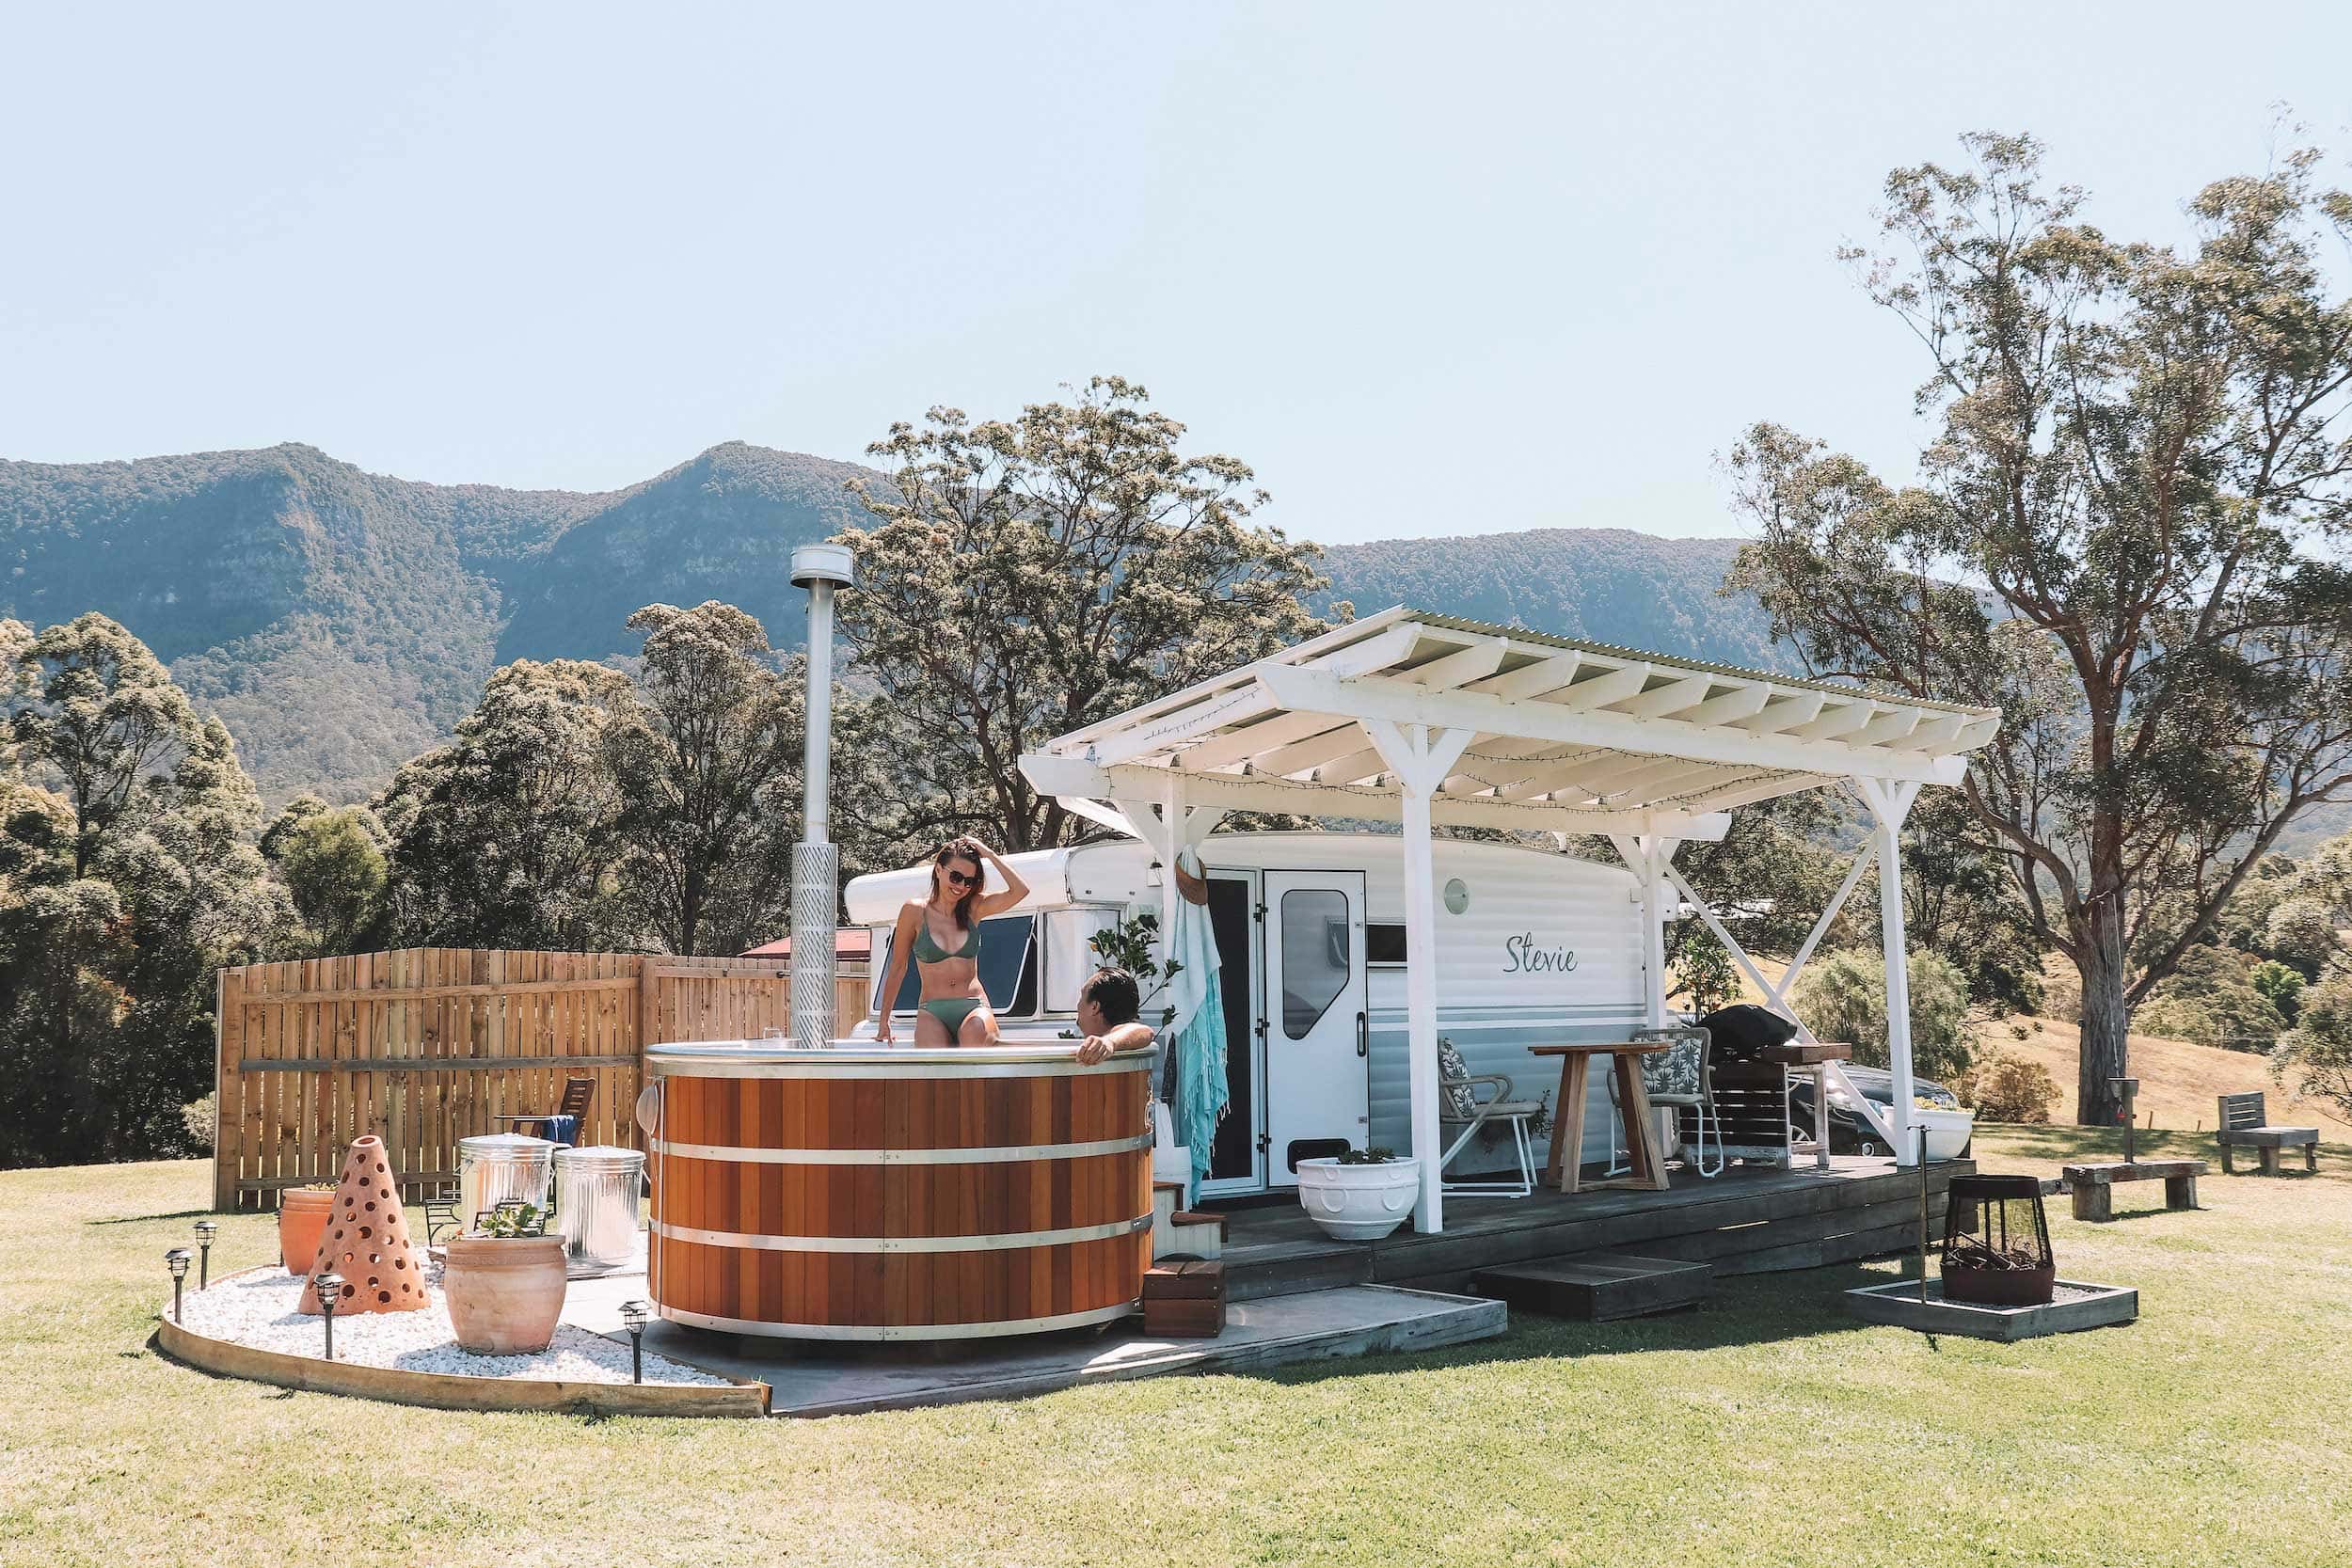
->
[1294, 1156, 1421, 1242]
[1914, 1106, 1976, 1162]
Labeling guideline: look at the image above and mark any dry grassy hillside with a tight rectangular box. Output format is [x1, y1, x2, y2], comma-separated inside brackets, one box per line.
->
[1728, 957, 2350, 1140]
[1973, 1016, 2352, 1140]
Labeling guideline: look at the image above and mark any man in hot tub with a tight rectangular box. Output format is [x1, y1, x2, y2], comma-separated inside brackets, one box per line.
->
[1073, 967, 1155, 1065]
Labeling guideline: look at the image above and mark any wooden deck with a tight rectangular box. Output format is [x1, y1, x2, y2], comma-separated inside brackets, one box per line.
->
[1206, 1156, 1971, 1302]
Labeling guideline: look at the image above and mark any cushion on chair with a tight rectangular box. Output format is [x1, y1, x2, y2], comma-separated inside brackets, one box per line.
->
[1438, 1037, 1480, 1120]
[1639, 1037, 1703, 1101]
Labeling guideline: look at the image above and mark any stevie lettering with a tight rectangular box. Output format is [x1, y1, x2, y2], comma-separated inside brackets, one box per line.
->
[1503, 933, 1578, 974]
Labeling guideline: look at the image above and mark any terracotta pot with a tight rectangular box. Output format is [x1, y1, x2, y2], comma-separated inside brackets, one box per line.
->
[278, 1187, 336, 1275]
[442, 1233, 569, 1354]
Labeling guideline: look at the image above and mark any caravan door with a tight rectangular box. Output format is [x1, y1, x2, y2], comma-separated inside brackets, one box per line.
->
[1263, 870, 1368, 1180]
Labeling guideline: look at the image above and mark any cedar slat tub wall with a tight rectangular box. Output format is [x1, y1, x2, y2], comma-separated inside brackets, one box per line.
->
[645, 1041, 1156, 1341]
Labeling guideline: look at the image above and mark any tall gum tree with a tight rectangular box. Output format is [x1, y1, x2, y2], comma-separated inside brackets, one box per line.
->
[838, 376, 1335, 850]
[1725, 133, 2352, 1126]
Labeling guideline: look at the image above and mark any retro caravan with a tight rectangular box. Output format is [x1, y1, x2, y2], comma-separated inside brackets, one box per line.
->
[843, 832, 1647, 1197]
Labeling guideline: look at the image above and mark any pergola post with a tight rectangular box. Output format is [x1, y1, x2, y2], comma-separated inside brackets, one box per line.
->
[1159, 771, 1185, 980]
[1857, 778, 1922, 1166]
[1365, 719, 1474, 1234]
[1607, 834, 1678, 1026]
[1111, 779, 1227, 983]
[1643, 839, 1673, 1026]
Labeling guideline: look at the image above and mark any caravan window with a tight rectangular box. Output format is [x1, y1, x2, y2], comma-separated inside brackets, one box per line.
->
[1365, 923, 1408, 965]
[877, 915, 1039, 1018]
[1279, 889, 1351, 1038]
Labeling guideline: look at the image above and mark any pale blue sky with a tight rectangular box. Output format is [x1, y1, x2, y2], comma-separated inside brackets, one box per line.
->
[4, 3, 2347, 544]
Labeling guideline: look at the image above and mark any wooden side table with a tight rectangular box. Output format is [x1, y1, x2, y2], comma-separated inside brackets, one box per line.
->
[1530, 1041, 1672, 1194]
[1758, 1040, 1853, 1170]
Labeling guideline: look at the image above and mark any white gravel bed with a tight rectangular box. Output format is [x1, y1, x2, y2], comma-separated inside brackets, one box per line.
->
[178, 1269, 727, 1386]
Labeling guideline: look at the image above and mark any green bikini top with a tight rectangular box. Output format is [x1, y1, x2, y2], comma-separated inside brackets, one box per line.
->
[912, 916, 978, 963]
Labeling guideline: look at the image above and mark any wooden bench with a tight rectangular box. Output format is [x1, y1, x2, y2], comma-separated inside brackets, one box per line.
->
[2059, 1159, 2205, 1222]
[2216, 1092, 2320, 1175]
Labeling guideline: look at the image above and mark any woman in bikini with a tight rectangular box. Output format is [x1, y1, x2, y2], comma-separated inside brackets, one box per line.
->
[872, 836, 1029, 1046]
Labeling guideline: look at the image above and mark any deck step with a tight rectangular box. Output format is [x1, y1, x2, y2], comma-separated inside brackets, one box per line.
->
[1218, 1159, 1971, 1302]
[1468, 1251, 1713, 1321]
[1159, 1219, 1224, 1261]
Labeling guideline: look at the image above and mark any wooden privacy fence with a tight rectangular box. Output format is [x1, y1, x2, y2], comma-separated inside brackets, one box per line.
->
[213, 948, 871, 1212]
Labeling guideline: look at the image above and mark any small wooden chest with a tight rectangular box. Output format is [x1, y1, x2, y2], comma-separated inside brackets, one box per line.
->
[1141, 1259, 1227, 1338]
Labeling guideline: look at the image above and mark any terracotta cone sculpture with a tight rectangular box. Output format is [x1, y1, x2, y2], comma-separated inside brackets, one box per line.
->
[297, 1134, 428, 1315]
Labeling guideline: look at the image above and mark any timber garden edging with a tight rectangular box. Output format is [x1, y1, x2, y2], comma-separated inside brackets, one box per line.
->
[154, 1268, 768, 1418]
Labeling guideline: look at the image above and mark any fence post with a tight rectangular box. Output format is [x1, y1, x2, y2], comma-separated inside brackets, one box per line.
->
[639, 953, 661, 1056]
[213, 966, 238, 1211]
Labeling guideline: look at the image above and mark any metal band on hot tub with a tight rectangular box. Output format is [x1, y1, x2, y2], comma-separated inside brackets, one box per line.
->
[656, 1301, 1141, 1342]
[650, 1214, 1152, 1253]
[647, 1132, 1152, 1166]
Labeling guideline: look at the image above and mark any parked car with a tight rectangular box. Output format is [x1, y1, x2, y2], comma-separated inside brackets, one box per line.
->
[1785, 1066, 1969, 1157]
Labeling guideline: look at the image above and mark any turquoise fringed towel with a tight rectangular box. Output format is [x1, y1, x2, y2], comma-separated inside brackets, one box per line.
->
[1163, 848, 1232, 1198]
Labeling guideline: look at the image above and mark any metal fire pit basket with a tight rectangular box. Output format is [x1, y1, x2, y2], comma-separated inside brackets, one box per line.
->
[1941, 1173, 2055, 1307]
[554, 1144, 645, 1270]
[456, 1132, 555, 1226]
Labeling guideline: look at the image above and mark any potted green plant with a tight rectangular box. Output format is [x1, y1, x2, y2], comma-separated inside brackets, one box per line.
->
[278, 1182, 338, 1275]
[1294, 1147, 1421, 1242]
[441, 1201, 569, 1354]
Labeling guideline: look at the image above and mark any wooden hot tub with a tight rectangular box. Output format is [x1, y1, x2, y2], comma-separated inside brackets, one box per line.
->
[644, 1040, 1155, 1340]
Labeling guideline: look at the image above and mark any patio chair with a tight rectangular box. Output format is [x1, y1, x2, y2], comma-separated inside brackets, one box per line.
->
[1608, 1025, 1723, 1179]
[495, 1075, 596, 1148]
[421, 1182, 461, 1246]
[1438, 1037, 1542, 1197]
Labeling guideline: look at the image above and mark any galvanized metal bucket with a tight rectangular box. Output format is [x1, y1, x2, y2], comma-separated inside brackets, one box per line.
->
[456, 1132, 555, 1227]
[554, 1144, 645, 1272]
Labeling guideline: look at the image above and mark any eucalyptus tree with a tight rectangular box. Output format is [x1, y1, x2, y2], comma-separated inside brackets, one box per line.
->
[8, 612, 200, 877]
[262, 794, 391, 957]
[607, 601, 803, 956]
[377, 658, 637, 950]
[838, 375, 1333, 850]
[1725, 134, 2352, 1124]
[0, 616, 285, 1164]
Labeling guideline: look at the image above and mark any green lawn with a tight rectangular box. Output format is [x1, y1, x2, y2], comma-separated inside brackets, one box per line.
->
[8, 1128, 2350, 1567]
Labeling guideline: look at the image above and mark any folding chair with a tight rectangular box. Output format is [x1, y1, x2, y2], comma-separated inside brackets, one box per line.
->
[1437, 1037, 1542, 1197]
[1608, 1025, 1723, 1179]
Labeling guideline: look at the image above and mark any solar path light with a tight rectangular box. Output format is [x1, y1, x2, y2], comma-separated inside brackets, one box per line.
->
[192, 1218, 217, 1290]
[312, 1271, 344, 1360]
[164, 1248, 193, 1323]
[618, 1299, 651, 1385]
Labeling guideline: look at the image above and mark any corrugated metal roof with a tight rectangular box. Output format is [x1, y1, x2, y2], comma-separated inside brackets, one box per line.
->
[1391, 608, 1991, 717]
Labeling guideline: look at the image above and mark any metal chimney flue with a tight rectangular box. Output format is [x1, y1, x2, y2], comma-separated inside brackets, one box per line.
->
[789, 543, 855, 1050]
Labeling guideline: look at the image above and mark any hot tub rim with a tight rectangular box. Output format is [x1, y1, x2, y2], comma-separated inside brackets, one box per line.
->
[644, 1040, 1158, 1079]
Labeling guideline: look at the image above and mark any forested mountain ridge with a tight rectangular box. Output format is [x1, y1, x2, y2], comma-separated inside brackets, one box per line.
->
[1315, 527, 1787, 673]
[0, 441, 1782, 800]
[0, 442, 878, 799]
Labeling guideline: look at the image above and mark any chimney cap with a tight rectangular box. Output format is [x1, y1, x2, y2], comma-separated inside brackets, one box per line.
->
[791, 543, 855, 589]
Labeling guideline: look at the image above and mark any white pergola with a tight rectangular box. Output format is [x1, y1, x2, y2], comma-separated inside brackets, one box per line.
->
[1019, 607, 2001, 1232]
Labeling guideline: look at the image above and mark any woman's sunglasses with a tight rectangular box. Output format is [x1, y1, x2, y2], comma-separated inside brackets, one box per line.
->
[942, 867, 979, 888]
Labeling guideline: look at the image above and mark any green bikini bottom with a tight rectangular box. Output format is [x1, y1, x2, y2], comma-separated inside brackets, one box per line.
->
[920, 997, 989, 1037]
